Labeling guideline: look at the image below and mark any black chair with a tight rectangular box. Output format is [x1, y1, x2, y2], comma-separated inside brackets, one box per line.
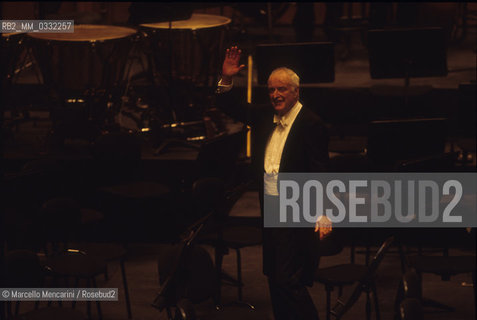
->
[153, 207, 218, 320]
[400, 298, 424, 320]
[72, 242, 131, 317]
[193, 178, 261, 309]
[397, 154, 476, 313]
[38, 197, 107, 320]
[394, 269, 422, 319]
[218, 218, 262, 308]
[315, 236, 394, 320]
[40, 197, 133, 319]
[402, 270, 422, 301]
[401, 228, 476, 313]
[2, 249, 86, 320]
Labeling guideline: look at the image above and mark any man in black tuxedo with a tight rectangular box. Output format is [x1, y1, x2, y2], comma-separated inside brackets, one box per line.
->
[216, 47, 330, 319]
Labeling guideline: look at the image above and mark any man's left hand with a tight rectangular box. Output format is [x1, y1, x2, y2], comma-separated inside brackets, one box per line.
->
[315, 215, 332, 240]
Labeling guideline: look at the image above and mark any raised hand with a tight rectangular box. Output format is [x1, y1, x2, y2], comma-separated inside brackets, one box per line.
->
[222, 46, 245, 83]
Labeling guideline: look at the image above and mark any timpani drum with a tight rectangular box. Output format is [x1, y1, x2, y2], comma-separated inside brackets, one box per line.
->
[1, 33, 26, 111]
[1, 32, 25, 84]
[141, 14, 231, 87]
[28, 24, 137, 98]
[27, 25, 137, 140]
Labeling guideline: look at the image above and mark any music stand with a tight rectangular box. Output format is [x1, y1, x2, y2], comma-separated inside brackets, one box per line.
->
[366, 118, 448, 165]
[255, 42, 335, 85]
[368, 27, 447, 87]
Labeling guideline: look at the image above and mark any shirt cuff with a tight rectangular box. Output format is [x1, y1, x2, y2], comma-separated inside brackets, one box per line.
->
[216, 78, 233, 93]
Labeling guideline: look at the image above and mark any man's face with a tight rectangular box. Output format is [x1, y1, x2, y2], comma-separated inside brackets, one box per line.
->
[268, 72, 299, 116]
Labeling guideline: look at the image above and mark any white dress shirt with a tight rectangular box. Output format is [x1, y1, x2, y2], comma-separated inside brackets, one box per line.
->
[264, 101, 302, 196]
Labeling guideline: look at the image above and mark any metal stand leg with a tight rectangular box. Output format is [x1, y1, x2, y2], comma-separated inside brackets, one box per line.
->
[92, 277, 103, 320]
[372, 283, 381, 320]
[325, 286, 332, 320]
[120, 259, 132, 319]
[236, 248, 243, 301]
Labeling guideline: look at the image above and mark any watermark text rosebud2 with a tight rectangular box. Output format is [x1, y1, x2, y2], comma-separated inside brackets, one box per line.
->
[264, 173, 477, 228]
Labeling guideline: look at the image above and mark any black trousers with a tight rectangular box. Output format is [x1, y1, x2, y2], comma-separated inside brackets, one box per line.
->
[263, 227, 320, 320]
[263, 195, 321, 319]
[268, 278, 319, 320]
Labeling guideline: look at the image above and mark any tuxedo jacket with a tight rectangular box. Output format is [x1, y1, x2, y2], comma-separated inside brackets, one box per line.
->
[216, 88, 329, 286]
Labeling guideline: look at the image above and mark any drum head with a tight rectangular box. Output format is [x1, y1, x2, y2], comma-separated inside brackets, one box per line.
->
[28, 24, 136, 95]
[2, 32, 24, 38]
[28, 24, 137, 42]
[141, 14, 230, 87]
[141, 13, 231, 30]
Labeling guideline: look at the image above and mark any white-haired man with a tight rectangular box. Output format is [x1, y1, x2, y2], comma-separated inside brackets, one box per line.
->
[216, 46, 329, 319]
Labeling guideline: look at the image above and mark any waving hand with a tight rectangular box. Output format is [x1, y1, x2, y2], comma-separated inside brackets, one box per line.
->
[222, 46, 245, 84]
